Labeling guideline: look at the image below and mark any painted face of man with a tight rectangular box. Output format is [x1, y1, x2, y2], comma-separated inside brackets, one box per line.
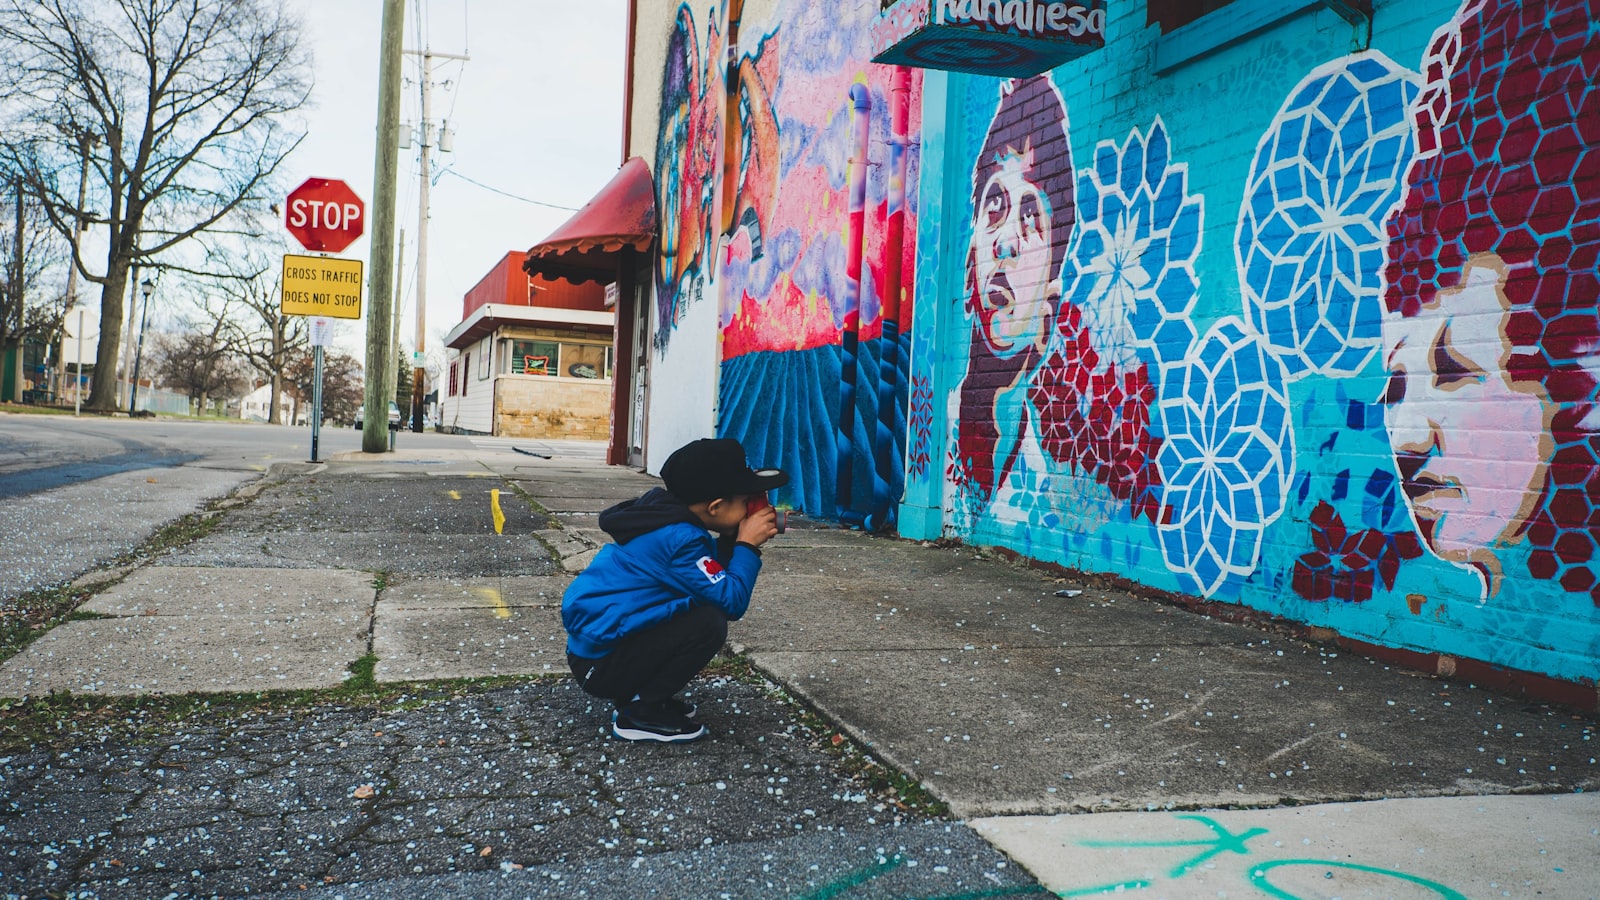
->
[1381, 255, 1554, 595]
[971, 149, 1056, 359]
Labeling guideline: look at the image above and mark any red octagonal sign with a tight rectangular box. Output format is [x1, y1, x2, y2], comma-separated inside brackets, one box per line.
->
[285, 178, 365, 253]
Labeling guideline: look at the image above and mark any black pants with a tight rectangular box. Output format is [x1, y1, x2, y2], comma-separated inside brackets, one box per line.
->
[567, 603, 728, 705]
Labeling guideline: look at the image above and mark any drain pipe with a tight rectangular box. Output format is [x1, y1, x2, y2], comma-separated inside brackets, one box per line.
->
[870, 66, 912, 528]
[837, 83, 872, 520]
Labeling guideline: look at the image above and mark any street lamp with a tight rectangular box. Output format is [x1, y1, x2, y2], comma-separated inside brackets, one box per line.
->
[128, 276, 153, 414]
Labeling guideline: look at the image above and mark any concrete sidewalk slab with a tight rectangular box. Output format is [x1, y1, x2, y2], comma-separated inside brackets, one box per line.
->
[81, 565, 372, 618]
[379, 575, 569, 610]
[749, 636, 1597, 818]
[0, 567, 373, 696]
[505, 478, 652, 501]
[970, 793, 1600, 899]
[743, 573, 1252, 653]
[372, 604, 567, 682]
[372, 575, 571, 681]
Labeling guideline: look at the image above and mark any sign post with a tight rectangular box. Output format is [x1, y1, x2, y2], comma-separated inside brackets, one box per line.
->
[281, 176, 365, 458]
[308, 317, 331, 462]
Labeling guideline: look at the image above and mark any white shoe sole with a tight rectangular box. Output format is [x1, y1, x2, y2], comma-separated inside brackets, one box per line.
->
[612, 722, 707, 742]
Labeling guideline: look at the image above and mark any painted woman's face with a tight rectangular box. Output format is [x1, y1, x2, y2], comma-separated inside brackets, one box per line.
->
[1381, 255, 1554, 594]
[970, 151, 1056, 359]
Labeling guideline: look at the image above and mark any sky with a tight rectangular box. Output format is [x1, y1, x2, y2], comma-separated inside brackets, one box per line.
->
[277, 0, 627, 361]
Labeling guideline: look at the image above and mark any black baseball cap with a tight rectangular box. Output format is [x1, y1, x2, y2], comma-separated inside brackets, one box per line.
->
[661, 438, 788, 503]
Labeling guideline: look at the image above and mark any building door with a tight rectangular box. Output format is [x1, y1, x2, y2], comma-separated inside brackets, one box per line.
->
[627, 266, 650, 468]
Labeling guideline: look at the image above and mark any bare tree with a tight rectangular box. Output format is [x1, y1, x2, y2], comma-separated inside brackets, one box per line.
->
[149, 328, 246, 412]
[205, 244, 305, 424]
[0, 0, 312, 411]
[283, 346, 362, 426]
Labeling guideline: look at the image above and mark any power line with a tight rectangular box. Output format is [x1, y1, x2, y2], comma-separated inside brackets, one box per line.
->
[439, 169, 580, 211]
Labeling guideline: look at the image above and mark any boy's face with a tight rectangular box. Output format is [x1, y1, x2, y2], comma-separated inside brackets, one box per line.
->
[700, 494, 752, 535]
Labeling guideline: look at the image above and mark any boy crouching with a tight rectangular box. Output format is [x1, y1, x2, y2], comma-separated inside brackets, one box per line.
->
[562, 438, 786, 742]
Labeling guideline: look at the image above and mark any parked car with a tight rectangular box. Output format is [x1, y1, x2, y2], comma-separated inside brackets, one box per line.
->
[353, 401, 402, 429]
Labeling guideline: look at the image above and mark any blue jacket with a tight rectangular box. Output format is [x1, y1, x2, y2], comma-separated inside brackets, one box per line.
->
[562, 487, 763, 658]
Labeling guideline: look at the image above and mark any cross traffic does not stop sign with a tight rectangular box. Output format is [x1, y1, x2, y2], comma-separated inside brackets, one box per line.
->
[284, 177, 365, 253]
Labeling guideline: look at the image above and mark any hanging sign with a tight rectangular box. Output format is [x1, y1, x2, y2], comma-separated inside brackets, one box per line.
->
[872, 0, 1106, 77]
[282, 254, 364, 320]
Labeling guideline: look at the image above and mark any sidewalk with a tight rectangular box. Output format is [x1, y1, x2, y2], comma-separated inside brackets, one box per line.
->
[1, 443, 1596, 898]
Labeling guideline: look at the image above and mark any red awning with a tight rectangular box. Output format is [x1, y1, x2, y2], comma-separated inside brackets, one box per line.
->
[523, 156, 656, 285]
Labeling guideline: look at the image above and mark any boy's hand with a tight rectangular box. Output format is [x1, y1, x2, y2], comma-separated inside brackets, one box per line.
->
[738, 505, 779, 546]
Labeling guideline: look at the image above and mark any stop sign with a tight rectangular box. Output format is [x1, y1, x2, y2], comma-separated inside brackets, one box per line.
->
[285, 178, 365, 253]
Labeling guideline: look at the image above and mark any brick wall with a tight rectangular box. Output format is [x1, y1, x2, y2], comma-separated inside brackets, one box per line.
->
[495, 377, 611, 441]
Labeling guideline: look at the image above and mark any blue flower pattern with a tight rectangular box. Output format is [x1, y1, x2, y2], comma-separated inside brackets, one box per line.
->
[1064, 117, 1202, 370]
[1157, 318, 1295, 597]
[1236, 53, 1421, 379]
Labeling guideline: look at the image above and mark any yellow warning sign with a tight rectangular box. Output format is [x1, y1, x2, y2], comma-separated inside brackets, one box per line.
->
[281, 254, 363, 319]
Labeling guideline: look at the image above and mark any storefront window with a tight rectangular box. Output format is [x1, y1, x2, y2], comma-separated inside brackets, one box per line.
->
[508, 338, 611, 379]
[563, 343, 607, 379]
[510, 339, 559, 375]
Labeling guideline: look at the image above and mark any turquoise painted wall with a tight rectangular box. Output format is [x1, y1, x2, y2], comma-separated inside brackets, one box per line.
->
[905, 0, 1600, 685]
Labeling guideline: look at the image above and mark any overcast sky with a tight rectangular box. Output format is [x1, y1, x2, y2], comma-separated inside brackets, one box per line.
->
[278, 0, 627, 359]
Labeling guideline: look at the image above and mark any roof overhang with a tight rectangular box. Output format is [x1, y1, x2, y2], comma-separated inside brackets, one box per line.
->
[444, 303, 615, 350]
[522, 156, 656, 285]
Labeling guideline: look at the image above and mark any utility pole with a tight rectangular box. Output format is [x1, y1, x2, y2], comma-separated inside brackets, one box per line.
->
[403, 47, 467, 433]
[129, 275, 152, 414]
[118, 264, 138, 407]
[388, 226, 402, 418]
[363, 0, 404, 454]
[55, 132, 96, 402]
[7, 180, 21, 403]
[73, 307, 83, 414]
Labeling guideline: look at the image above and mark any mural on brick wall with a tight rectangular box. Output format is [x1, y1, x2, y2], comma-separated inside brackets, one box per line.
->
[653, 1, 921, 524]
[935, 0, 1599, 682]
[654, 5, 722, 347]
[1377, 0, 1600, 608]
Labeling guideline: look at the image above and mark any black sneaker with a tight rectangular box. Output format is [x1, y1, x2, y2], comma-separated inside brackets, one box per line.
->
[610, 695, 697, 719]
[662, 695, 697, 718]
[612, 700, 706, 743]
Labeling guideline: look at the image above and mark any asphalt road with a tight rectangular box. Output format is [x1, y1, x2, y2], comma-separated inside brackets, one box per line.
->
[0, 415, 468, 603]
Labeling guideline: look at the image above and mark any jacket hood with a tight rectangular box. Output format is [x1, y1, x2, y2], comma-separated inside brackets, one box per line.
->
[598, 487, 705, 544]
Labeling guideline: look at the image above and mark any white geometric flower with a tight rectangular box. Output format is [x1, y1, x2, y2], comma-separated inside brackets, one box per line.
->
[1157, 318, 1296, 597]
[1237, 52, 1421, 379]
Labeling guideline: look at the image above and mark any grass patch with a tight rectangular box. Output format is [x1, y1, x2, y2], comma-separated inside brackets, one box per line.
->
[0, 403, 79, 416]
[341, 653, 379, 691]
[142, 509, 224, 555]
[0, 582, 99, 664]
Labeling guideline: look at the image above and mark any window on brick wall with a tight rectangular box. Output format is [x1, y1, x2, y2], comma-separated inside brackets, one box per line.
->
[1147, 0, 1236, 33]
[507, 338, 613, 379]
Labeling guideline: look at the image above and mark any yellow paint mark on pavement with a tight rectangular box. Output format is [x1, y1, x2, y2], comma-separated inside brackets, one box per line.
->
[474, 586, 511, 619]
[490, 489, 506, 534]
[447, 489, 461, 500]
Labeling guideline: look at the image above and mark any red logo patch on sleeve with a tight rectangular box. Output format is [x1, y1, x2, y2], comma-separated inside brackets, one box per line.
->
[696, 555, 726, 584]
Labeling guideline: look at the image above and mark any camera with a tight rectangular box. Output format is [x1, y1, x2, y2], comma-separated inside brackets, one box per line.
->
[748, 494, 787, 534]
